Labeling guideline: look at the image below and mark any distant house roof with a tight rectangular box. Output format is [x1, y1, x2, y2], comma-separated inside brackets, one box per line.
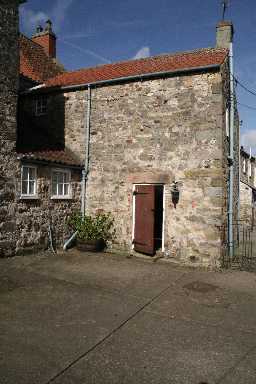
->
[17, 150, 82, 168]
[44, 47, 228, 89]
[240, 147, 255, 161]
[19, 34, 64, 83]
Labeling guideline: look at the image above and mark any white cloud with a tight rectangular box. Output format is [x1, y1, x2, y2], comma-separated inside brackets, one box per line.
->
[20, 8, 49, 33]
[133, 46, 150, 60]
[241, 130, 256, 155]
[20, 0, 74, 35]
[51, 0, 74, 32]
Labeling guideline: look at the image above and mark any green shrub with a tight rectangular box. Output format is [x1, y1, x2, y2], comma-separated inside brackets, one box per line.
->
[68, 212, 116, 241]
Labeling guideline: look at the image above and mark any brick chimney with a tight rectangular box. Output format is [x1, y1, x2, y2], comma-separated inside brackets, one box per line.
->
[216, 20, 234, 49]
[32, 20, 56, 58]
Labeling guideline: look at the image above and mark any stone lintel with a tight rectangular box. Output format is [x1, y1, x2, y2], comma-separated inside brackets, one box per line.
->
[127, 171, 172, 184]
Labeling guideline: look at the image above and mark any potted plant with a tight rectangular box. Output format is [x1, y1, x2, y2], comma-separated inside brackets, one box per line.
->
[68, 211, 116, 252]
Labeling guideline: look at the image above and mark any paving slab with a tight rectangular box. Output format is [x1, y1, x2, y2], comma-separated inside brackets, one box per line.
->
[22, 251, 186, 299]
[146, 276, 256, 334]
[219, 347, 256, 384]
[1, 252, 256, 384]
[173, 269, 256, 295]
[51, 310, 256, 384]
[0, 267, 146, 384]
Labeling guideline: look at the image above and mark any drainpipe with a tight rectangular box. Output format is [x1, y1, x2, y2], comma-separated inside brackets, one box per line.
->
[228, 41, 234, 259]
[63, 84, 91, 250]
[237, 125, 240, 221]
[63, 231, 77, 251]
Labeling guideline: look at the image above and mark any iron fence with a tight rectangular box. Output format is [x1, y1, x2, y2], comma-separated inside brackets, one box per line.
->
[222, 221, 256, 270]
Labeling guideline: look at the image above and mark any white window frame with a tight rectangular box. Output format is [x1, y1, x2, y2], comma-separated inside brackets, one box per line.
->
[248, 160, 252, 178]
[243, 159, 246, 174]
[51, 168, 72, 199]
[20, 165, 38, 199]
[225, 107, 229, 137]
[35, 95, 47, 116]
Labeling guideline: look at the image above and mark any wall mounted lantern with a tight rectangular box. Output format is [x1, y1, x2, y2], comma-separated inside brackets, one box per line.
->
[170, 181, 181, 208]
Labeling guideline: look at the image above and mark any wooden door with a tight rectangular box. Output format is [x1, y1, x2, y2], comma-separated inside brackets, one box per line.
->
[133, 185, 155, 255]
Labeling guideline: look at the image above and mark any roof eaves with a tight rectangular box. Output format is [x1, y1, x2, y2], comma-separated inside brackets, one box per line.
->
[240, 147, 255, 161]
[21, 63, 222, 95]
[17, 156, 83, 169]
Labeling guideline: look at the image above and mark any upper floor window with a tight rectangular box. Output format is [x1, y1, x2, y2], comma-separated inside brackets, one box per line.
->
[242, 159, 246, 174]
[225, 107, 229, 137]
[21, 166, 37, 197]
[248, 161, 252, 178]
[35, 95, 47, 116]
[51, 169, 71, 199]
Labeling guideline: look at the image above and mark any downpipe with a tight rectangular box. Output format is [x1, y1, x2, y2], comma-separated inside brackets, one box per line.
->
[63, 85, 91, 251]
[228, 42, 234, 260]
[63, 231, 78, 251]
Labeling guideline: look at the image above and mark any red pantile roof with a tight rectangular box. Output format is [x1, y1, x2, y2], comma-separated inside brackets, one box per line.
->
[17, 150, 82, 168]
[45, 48, 228, 88]
[20, 34, 64, 83]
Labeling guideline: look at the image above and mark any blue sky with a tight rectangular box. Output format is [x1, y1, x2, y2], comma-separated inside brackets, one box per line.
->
[20, 0, 256, 153]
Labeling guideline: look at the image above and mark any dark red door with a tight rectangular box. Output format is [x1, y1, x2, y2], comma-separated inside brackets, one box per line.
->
[134, 185, 155, 255]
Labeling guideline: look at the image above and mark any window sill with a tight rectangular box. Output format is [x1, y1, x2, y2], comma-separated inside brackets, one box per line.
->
[51, 196, 72, 200]
[20, 195, 39, 200]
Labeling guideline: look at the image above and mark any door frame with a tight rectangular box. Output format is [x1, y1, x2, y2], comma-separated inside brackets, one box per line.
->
[132, 183, 165, 253]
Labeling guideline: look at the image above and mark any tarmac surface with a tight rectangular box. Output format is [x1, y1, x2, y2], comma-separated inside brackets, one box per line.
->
[1, 250, 256, 384]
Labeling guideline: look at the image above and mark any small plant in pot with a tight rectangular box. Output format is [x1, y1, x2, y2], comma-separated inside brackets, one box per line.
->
[68, 211, 116, 252]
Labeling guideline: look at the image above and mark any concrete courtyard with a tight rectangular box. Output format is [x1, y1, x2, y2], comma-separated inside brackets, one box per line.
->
[1, 250, 256, 384]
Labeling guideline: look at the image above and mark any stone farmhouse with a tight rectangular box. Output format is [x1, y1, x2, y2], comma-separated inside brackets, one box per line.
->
[1, 0, 81, 257]
[1, 0, 240, 268]
[240, 147, 256, 226]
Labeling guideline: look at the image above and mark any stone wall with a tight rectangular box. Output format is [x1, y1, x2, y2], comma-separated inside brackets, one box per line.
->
[240, 150, 256, 188]
[15, 163, 81, 255]
[38, 69, 226, 267]
[18, 93, 66, 151]
[86, 71, 227, 267]
[0, 1, 81, 257]
[239, 150, 256, 226]
[233, 108, 240, 223]
[20, 67, 231, 267]
[0, 0, 20, 256]
[240, 181, 253, 225]
[220, 57, 240, 238]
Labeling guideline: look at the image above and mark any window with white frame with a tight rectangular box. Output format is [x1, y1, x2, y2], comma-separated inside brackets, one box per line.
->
[243, 159, 246, 174]
[51, 169, 71, 198]
[21, 166, 37, 197]
[249, 160, 252, 178]
[225, 107, 229, 137]
[35, 95, 47, 116]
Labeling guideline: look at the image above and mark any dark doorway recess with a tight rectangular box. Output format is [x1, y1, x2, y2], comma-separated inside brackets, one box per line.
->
[154, 185, 164, 251]
[133, 184, 164, 256]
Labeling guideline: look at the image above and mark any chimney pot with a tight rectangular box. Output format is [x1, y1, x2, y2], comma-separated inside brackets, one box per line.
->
[45, 19, 53, 32]
[36, 25, 43, 33]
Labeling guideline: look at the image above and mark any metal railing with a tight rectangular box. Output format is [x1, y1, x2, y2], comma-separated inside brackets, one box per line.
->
[222, 221, 256, 270]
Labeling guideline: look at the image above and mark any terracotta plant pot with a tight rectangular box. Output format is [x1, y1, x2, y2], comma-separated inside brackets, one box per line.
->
[76, 238, 106, 252]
